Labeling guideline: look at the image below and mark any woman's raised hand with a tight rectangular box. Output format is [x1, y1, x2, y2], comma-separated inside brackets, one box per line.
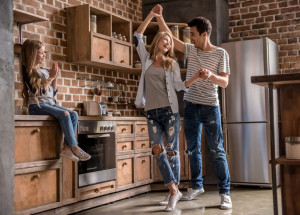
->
[151, 4, 162, 17]
[49, 62, 59, 80]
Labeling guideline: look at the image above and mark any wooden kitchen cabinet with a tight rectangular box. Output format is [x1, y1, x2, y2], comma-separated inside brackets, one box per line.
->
[14, 118, 64, 214]
[78, 180, 116, 201]
[116, 120, 153, 191]
[66, 4, 132, 70]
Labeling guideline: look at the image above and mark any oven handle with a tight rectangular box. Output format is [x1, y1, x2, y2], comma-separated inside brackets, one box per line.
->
[86, 134, 111, 138]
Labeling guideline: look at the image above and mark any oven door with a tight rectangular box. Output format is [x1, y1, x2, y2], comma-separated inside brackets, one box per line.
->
[78, 133, 116, 187]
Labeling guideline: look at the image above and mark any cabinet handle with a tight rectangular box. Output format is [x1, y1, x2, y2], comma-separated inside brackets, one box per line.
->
[122, 145, 127, 150]
[34, 128, 40, 133]
[95, 188, 100, 193]
[141, 127, 146, 132]
[99, 55, 104, 59]
[31, 174, 40, 181]
[141, 143, 146, 148]
[121, 128, 127, 133]
[142, 159, 146, 164]
[120, 59, 125, 63]
[122, 162, 127, 167]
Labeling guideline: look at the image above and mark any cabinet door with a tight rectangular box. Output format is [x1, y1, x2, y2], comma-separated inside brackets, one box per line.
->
[116, 122, 134, 137]
[92, 35, 112, 63]
[135, 137, 151, 153]
[135, 122, 148, 136]
[117, 157, 134, 187]
[116, 137, 134, 155]
[113, 42, 131, 66]
[136, 155, 152, 182]
[15, 121, 62, 163]
[14, 167, 61, 213]
[62, 158, 78, 205]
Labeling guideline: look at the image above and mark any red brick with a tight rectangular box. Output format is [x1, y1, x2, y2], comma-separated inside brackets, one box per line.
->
[23, 0, 40, 8]
[283, 56, 300, 63]
[261, 9, 280, 16]
[272, 20, 292, 28]
[261, 0, 275, 3]
[57, 86, 68, 93]
[69, 88, 83, 94]
[242, 0, 259, 7]
[61, 102, 76, 109]
[61, 71, 75, 79]
[281, 6, 300, 14]
[269, 3, 278, 9]
[42, 4, 58, 14]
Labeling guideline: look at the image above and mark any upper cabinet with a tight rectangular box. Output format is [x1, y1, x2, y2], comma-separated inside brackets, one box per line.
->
[66, 4, 133, 70]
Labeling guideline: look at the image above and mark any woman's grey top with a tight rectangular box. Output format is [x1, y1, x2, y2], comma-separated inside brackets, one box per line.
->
[144, 64, 170, 111]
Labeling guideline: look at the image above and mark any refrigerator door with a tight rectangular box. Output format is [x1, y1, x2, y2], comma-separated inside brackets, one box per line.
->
[221, 39, 277, 123]
[224, 122, 272, 184]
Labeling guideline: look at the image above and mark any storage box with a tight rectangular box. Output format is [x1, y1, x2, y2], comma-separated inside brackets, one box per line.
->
[285, 137, 300, 159]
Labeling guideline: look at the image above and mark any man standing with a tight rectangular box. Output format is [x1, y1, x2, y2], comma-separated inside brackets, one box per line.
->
[154, 5, 232, 210]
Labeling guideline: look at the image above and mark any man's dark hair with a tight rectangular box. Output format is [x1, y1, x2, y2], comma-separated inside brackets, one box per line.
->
[188, 16, 212, 36]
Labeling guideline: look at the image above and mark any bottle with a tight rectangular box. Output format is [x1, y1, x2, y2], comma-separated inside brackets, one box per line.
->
[90, 15, 97, 33]
[171, 25, 179, 39]
[182, 27, 191, 43]
[142, 35, 147, 45]
[117, 34, 122, 40]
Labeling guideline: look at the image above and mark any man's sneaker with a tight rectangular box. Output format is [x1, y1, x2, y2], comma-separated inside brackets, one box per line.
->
[181, 187, 204, 201]
[220, 194, 232, 210]
[72, 146, 91, 161]
[60, 147, 79, 162]
[164, 191, 182, 212]
[159, 193, 170, 206]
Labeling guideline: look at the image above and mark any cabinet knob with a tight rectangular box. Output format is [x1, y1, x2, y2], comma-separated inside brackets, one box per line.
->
[99, 55, 104, 59]
[31, 174, 40, 181]
[122, 162, 127, 167]
[95, 188, 100, 193]
[33, 128, 40, 134]
[122, 145, 127, 150]
[141, 143, 146, 148]
[141, 127, 146, 132]
[142, 159, 146, 164]
[120, 59, 125, 63]
[121, 128, 127, 133]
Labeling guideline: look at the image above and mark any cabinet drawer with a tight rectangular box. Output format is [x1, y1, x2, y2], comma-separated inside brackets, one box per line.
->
[117, 157, 134, 186]
[79, 180, 116, 201]
[116, 123, 133, 136]
[136, 155, 151, 182]
[92, 36, 112, 62]
[14, 168, 61, 212]
[135, 123, 148, 136]
[116, 139, 134, 154]
[114, 43, 131, 66]
[135, 139, 151, 151]
[15, 124, 61, 163]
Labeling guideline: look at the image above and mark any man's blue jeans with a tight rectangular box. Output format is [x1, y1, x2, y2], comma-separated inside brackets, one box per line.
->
[29, 103, 78, 147]
[146, 107, 181, 186]
[184, 101, 230, 194]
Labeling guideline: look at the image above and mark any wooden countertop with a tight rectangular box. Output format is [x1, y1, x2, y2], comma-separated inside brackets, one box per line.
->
[251, 72, 300, 88]
[14, 115, 147, 121]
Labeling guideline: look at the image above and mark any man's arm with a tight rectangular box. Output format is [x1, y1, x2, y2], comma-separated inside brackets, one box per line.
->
[200, 70, 229, 88]
[154, 5, 185, 53]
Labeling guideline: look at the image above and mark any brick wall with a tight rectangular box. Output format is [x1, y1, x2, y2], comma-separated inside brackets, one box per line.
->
[228, 0, 300, 74]
[13, 0, 143, 116]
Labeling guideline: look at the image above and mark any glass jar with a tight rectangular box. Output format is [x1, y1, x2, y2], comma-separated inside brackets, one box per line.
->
[182, 27, 191, 43]
[122, 36, 127, 42]
[117, 34, 122, 40]
[170, 25, 179, 39]
[112, 32, 117, 38]
[90, 15, 97, 33]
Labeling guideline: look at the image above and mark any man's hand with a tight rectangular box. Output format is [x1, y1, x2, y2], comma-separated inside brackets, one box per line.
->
[199, 68, 212, 80]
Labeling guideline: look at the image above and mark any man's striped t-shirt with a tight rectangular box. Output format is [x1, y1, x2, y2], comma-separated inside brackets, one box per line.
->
[184, 43, 230, 106]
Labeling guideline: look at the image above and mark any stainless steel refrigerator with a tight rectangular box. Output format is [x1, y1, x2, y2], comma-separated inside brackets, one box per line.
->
[221, 38, 280, 187]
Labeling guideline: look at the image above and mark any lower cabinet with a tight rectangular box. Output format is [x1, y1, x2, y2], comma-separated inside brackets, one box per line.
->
[78, 181, 116, 201]
[14, 165, 62, 214]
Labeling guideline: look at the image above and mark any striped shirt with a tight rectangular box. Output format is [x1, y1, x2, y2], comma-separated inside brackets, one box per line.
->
[184, 43, 230, 106]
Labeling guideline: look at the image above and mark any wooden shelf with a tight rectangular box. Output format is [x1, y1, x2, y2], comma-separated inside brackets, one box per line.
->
[13, 8, 48, 24]
[132, 21, 188, 32]
[251, 73, 300, 88]
[275, 156, 300, 165]
[120, 68, 187, 75]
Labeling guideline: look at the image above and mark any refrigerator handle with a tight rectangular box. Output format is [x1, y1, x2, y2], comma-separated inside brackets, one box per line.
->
[223, 126, 229, 155]
[221, 88, 227, 121]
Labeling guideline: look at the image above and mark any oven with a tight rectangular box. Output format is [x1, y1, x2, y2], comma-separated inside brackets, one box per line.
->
[77, 120, 116, 187]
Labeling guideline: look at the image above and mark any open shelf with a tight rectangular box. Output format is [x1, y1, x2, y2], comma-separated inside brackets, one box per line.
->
[275, 156, 300, 165]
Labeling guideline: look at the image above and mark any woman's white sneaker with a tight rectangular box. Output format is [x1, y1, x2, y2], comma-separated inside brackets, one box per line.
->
[159, 193, 170, 206]
[164, 191, 182, 212]
[220, 194, 232, 210]
[181, 188, 205, 200]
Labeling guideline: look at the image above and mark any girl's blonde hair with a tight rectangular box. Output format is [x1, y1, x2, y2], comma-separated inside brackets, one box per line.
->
[149, 31, 176, 71]
[21, 39, 43, 107]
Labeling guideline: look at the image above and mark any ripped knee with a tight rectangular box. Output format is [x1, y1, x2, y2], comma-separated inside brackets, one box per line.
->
[152, 144, 163, 157]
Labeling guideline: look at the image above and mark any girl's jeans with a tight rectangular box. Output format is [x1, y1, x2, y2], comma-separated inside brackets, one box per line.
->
[184, 101, 230, 194]
[146, 106, 181, 186]
[29, 103, 78, 147]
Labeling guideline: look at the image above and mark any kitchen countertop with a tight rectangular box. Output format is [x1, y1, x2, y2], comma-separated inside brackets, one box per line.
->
[14, 115, 147, 121]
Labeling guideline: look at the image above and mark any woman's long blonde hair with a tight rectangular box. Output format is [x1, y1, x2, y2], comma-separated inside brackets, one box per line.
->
[21, 39, 43, 107]
[149, 31, 176, 71]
